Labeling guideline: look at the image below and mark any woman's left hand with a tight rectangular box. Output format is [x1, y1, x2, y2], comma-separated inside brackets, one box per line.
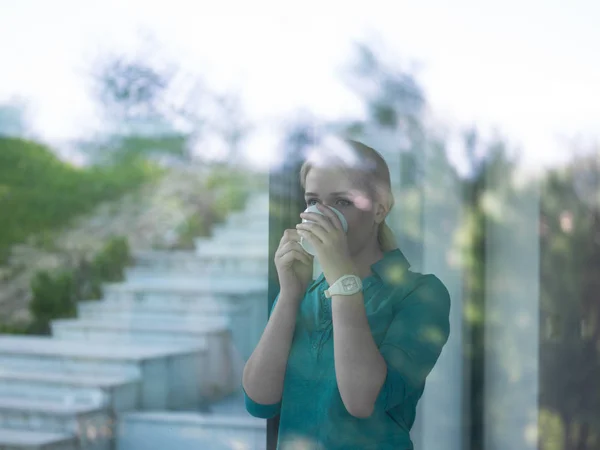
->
[296, 203, 358, 285]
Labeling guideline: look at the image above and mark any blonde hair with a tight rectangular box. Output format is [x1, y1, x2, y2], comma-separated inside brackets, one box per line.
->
[299, 136, 398, 252]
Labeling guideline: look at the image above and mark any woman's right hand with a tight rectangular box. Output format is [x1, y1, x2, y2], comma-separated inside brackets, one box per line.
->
[274, 229, 314, 300]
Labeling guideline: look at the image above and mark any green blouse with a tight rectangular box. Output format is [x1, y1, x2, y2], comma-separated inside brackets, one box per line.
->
[244, 249, 451, 450]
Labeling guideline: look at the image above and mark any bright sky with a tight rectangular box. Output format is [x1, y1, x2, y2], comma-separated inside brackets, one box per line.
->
[1, 0, 599, 173]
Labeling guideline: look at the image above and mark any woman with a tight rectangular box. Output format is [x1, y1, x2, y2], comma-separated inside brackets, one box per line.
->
[242, 137, 451, 450]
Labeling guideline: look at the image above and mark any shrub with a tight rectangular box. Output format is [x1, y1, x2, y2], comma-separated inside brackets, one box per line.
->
[90, 236, 131, 283]
[29, 269, 76, 335]
[1, 236, 133, 336]
[78, 235, 132, 301]
[175, 214, 210, 249]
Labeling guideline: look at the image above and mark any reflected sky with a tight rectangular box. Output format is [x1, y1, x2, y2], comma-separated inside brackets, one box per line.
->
[1, 0, 599, 173]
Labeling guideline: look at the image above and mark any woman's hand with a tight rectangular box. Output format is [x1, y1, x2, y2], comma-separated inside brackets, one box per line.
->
[274, 229, 314, 300]
[296, 203, 357, 285]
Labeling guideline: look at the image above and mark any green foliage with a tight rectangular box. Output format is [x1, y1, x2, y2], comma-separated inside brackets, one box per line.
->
[170, 165, 252, 249]
[0, 322, 31, 335]
[0, 137, 162, 259]
[175, 214, 210, 249]
[90, 236, 131, 284]
[204, 164, 250, 223]
[29, 269, 77, 334]
[3, 236, 133, 336]
[537, 157, 600, 448]
[212, 183, 248, 221]
[87, 134, 191, 166]
[74, 236, 132, 300]
[204, 164, 242, 190]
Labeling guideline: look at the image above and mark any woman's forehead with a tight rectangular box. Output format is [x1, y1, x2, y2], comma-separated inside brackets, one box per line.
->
[305, 167, 364, 191]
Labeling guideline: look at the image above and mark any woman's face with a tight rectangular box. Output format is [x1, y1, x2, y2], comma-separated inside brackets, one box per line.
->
[303, 166, 385, 255]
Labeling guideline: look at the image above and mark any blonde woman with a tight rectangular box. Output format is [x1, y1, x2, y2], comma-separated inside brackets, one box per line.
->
[242, 137, 450, 450]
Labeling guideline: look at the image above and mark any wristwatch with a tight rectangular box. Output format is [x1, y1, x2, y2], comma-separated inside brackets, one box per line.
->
[324, 274, 363, 298]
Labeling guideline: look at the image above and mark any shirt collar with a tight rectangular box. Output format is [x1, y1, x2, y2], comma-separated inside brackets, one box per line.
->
[371, 248, 411, 285]
[312, 248, 411, 288]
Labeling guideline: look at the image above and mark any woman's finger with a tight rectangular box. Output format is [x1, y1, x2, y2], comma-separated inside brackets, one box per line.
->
[276, 239, 312, 259]
[276, 230, 302, 257]
[280, 248, 312, 266]
[295, 222, 328, 243]
[296, 229, 321, 250]
[280, 228, 302, 244]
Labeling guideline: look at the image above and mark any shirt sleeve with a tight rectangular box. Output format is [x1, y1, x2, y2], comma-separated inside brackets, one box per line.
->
[243, 292, 283, 419]
[374, 274, 451, 411]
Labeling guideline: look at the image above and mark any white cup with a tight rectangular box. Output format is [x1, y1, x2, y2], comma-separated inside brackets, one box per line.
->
[299, 204, 348, 256]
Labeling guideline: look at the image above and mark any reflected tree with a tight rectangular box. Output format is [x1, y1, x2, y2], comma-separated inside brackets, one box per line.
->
[539, 146, 600, 450]
[82, 40, 251, 167]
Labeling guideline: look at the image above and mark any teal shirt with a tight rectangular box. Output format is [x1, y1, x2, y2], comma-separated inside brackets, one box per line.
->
[244, 249, 451, 450]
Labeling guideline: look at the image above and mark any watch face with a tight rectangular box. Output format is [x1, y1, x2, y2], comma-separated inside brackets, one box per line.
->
[342, 277, 358, 292]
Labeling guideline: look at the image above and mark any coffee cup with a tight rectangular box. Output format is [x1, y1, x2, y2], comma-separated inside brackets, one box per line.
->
[299, 204, 348, 256]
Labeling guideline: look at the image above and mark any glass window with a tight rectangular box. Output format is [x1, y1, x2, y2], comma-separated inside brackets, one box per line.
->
[1, 3, 598, 450]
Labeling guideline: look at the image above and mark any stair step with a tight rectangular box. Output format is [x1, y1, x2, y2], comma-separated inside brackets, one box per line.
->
[129, 250, 269, 279]
[51, 317, 229, 334]
[90, 285, 266, 362]
[50, 318, 221, 346]
[0, 368, 139, 411]
[72, 311, 229, 326]
[0, 397, 111, 449]
[0, 369, 137, 389]
[0, 336, 205, 410]
[103, 276, 267, 297]
[75, 302, 264, 362]
[124, 265, 267, 281]
[194, 245, 268, 258]
[78, 300, 249, 316]
[0, 428, 76, 450]
[116, 411, 265, 450]
[85, 295, 256, 318]
[0, 336, 200, 362]
[224, 216, 269, 228]
[130, 254, 268, 277]
[0, 395, 104, 416]
[210, 228, 268, 241]
[50, 319, 237, 400]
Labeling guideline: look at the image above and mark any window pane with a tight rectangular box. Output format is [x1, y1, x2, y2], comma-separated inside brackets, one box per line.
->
[1, 3, 598, 450]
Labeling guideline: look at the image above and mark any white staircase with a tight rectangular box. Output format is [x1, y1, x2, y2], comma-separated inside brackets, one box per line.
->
[0, 192, 270, 449]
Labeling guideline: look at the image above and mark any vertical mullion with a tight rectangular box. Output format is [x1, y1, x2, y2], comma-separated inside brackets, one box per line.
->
[266, 154, 306, 450]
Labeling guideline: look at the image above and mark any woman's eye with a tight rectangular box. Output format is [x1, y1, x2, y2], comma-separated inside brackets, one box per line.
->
[306, 198, 351, 207]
